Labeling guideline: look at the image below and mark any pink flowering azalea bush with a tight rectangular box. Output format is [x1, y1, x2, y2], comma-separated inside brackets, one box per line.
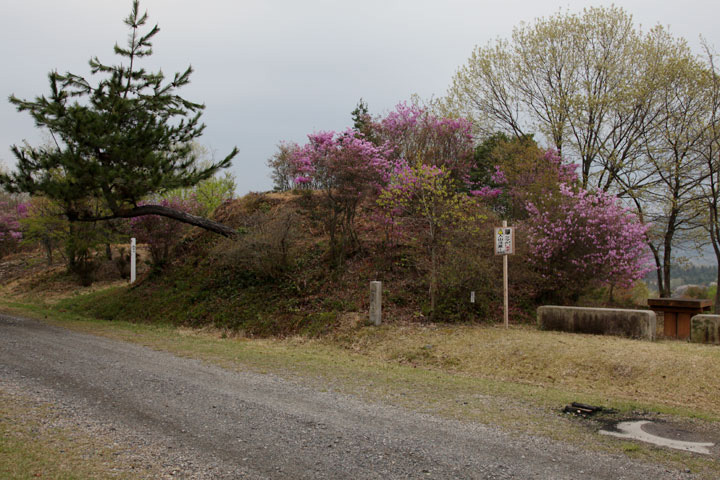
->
[291, 129, 390, 189]
[0, 199, 29, 258]
[290, 129, 391, 263]
[375, 103, 474, 182]
[130, 196, 201, 268]
[469, 166, 506, 199]
[525, 183, 654, 302]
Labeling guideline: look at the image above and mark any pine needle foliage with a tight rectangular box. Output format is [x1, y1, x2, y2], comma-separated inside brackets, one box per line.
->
[2, 1, 239, 236]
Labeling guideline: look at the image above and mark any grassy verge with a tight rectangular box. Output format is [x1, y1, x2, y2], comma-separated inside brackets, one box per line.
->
[0, 388, 155, 479]
[2, 298, 720, 477]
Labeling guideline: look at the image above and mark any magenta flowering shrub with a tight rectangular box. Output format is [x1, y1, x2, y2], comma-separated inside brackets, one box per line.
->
[375, 103, 474, 182]
[291, 129, 391, 188]
[0, 200, 29, 257]
[290, 129, 391, 262]
[130, 196, 201, 267]
[470, 166, 507, 198]
[525, 183, 654, 301]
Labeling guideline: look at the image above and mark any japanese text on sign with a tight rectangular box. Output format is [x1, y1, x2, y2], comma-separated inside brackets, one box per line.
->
[495, 227, 514, 255]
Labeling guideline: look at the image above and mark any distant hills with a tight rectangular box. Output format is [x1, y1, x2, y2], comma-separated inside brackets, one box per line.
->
[644, 263, 717, 291]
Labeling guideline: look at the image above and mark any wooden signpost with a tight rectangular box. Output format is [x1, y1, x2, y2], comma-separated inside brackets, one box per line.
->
[495, 221, 514, 328]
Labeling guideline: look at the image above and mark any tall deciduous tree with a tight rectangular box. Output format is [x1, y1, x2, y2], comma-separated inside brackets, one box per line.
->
[374, 102, 474, 183]
[267, 142, 300, 192]
[447, 6, 719, 297]
[695, 43, 720, 311]
[636, 47, 710, 297]
[445, 6, 680, 192]
[1, 1, 238, 237]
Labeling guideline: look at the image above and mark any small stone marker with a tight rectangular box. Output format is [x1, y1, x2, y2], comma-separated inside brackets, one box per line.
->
[130, 237, 136, 284]
[370, 281, 382, 326]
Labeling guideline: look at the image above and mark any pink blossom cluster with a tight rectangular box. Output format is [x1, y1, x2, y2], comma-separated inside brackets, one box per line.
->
[376, 103, 474, 182]
[543, 149, 580, 185]
[290, 129, 392, 192]
[472, 150, 580, 208]
[469, 186, 502, 198]
[470, 166, 507, 198]
[490, 165, 507, 184]
[0, 201, 29, 242]
[525, 183, 654, 289]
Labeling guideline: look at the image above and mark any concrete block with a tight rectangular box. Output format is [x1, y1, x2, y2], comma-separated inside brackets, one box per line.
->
[690, 315, 720, 345]
[537, 306, 656, 340]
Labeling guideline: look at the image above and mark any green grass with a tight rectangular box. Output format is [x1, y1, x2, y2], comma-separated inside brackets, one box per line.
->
[46, 264, 314, 336]
[0, 388, 152, 479]
[3, 297, 720, 478]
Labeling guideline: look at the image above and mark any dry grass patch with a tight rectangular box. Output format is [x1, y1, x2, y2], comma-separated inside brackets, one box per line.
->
[337, 323, 720, 417]
[0, 388, 152, 479]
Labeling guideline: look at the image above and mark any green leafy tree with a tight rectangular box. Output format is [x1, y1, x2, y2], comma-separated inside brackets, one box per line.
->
[447, 6, 717, 296]
[20, 196, 67, 266]
[1, 1, 238, 236]
[267, 142, 299, 192]
[639, 50, 710, 297]
[163, 144, 236, 216]
[378, 162, 484, 318]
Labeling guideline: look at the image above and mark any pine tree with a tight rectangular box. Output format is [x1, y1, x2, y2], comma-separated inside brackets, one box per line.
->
[1, 1, 238, 236]
[350, 98, 374, 140]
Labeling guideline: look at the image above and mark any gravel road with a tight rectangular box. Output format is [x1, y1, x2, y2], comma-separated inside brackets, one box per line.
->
[0, 313, 695, 479]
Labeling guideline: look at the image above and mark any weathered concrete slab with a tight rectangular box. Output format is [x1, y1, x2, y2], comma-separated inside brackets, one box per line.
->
[537, 306, 656, 340]
[691, 314, 720, 344]
[600, 421, 715, 454]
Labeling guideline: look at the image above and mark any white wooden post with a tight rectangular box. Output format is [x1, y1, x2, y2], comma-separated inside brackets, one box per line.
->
[502, 220, 509, 328]
[370, 281, 382, 326]
[130, 237, 136, 284]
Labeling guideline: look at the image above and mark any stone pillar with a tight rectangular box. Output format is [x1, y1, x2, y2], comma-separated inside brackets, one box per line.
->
[370, 281, 382, 326]
[130, 237, 136, 284]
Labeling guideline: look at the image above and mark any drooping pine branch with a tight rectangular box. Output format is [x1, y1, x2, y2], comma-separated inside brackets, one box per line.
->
[73, 204, 238, 238]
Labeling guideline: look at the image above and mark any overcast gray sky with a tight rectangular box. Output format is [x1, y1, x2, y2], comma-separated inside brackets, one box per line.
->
[2, 0, 719, 195]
